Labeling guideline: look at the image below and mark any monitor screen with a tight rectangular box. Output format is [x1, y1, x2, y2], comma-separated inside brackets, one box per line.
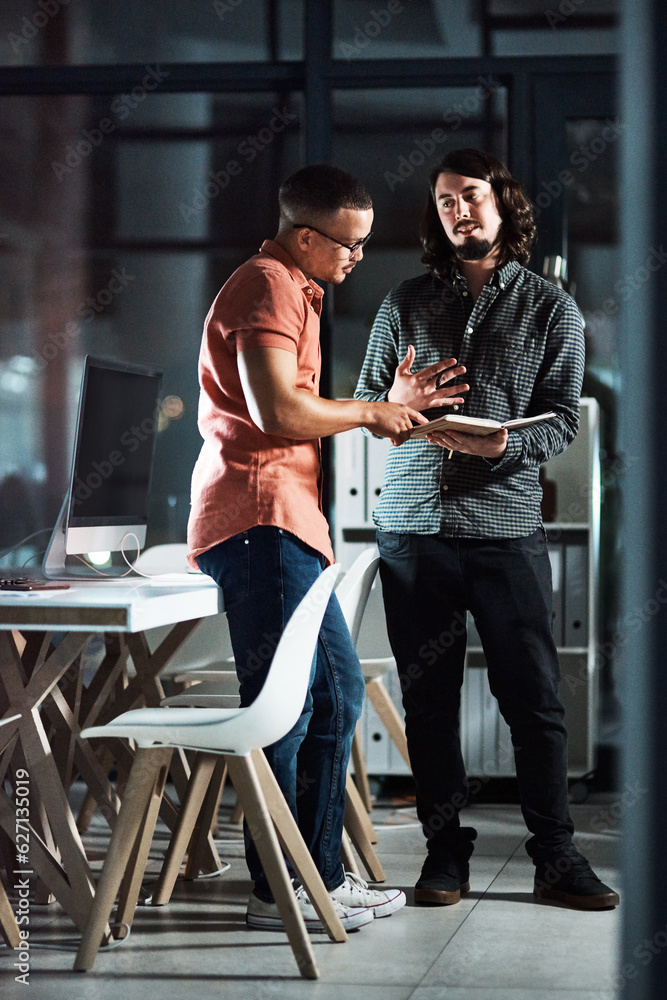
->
[65, 356, 163, 556]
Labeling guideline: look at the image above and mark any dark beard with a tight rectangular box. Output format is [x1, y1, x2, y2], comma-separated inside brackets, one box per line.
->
[455, 237, 495, 261]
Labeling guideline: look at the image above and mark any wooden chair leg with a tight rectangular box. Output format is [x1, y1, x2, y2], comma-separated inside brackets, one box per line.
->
[346, 772, 379, 844]
[344, 778, 386, 883]
[365, 677, 411, 768]
[151, 753, 219, 905]
[183, 757, 228, 879]
[229, 797, 244, 826]
[207, 757, 228, 837]
[115, 751, 174, 932]
[350, 726, 373, 813]
[226, 753, 320, 980]
[250, 748, 347, 944]
[339, 828, 361, 878]
[0, 876, 20, 948]
[73, 747, 173, 972]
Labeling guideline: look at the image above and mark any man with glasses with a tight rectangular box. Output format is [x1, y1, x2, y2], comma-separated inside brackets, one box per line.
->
[188, 164, 460, 933]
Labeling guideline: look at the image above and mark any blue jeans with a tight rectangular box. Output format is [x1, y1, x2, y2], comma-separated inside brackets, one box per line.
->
[197, 526, 365, 899]
[377, 528, 575, 861]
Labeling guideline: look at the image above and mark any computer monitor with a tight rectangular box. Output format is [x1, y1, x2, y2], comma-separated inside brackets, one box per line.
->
[43, 355, 163, 579]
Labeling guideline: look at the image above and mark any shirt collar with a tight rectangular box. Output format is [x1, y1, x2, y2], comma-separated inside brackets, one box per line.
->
[258, 239, 324, 300]
[450, 258, 521, 293]
[490, 259, 521, 289]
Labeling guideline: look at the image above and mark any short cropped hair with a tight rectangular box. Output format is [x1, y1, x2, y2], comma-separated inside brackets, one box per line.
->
[420, 148, 536, 280]
[279, 164, 372, 227]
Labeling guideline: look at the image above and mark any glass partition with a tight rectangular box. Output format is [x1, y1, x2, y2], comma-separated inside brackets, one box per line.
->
[330, 84, 507, 398]
[0, 0, 304, 66]
[0, 90, 303, 568]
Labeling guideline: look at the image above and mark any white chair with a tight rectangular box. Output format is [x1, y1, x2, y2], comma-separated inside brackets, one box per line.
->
[133, 544, 236, 685]
[73, 565, 347, 980]
[332, 549, 390, 881]
[165, 548, 389, 881]
[336, 549, 410, 813]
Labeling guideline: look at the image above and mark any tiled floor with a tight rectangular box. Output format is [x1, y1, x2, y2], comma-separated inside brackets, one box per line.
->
[1, 785, 621, 1000]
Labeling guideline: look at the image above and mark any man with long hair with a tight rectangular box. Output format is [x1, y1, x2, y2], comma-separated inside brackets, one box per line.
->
[355, 148, 619, 911]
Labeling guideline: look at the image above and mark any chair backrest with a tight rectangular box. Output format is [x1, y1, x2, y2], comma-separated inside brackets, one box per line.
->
[334, 547, 380, 646]
[133, 544, 234, 667]
[134, 543, 191, 575]
[236, 563, 342, 750]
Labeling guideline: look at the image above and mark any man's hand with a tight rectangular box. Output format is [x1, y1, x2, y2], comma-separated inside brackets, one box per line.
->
[387, 345, 469, 410]
[237, 345, 426, 442]
[363, 401, 428, 446]
[427, 427, 508, 459]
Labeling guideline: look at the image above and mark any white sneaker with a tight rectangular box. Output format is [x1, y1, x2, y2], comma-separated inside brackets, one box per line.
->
[246, 884, 374, 933]
[329, 871, 407, 918]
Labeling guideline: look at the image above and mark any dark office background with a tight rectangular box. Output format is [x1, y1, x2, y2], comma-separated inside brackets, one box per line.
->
[4, 5, 667, 997]
[0, 0, 619, 557]
[0, 0, 623, 781]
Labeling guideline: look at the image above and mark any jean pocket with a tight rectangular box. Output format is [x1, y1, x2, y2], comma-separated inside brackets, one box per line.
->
[377, 530, 411, 556]
[197, 532, 250, 606]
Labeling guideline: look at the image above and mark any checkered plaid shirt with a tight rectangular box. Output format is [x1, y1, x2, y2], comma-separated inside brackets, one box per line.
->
[354, 260, 585, 538]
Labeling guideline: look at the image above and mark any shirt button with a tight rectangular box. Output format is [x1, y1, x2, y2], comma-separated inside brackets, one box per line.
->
[463, 291, 469, 297]
[452, 404, 459, 411]
[466, 326, 473, 334]
[441, 484, 449, 492]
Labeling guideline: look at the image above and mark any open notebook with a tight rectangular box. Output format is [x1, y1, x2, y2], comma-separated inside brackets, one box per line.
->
[409, 411, 557, 439]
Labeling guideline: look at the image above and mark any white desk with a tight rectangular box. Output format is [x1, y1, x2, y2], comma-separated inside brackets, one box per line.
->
[0, 577, 222, 632]
[0, 577, 223, 932]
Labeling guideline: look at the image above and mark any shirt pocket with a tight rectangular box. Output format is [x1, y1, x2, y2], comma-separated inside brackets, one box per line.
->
[476, 327, 543, 390]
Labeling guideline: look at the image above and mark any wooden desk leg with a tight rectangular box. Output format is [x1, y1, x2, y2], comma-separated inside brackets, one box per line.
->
[0, 632, 96, 929]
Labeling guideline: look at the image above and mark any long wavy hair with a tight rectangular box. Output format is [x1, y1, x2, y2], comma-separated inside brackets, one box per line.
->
[420, 148, 536, 281]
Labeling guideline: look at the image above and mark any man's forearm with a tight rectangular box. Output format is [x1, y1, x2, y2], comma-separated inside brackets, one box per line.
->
[237, 345, 424, 442]
[251, 390, 388, 440]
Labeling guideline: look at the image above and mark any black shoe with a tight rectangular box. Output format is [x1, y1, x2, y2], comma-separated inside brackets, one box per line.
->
[414, 827, 477, 906]
[534, 850, 620, 910]
[415, 854, 469, 905]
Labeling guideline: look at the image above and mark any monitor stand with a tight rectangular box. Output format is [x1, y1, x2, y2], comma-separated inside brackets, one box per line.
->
[42, 498, 72, 579]
[42, 498, 139, 581]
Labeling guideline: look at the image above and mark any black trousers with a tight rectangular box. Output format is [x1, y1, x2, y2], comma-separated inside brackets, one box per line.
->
[377, 527, 575, 860]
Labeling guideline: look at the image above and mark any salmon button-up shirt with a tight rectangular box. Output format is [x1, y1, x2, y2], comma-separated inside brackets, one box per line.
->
[187, 239, 335, 568]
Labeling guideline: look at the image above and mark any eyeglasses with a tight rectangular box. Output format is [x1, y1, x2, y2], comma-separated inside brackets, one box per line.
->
[292, 223, 373, 254]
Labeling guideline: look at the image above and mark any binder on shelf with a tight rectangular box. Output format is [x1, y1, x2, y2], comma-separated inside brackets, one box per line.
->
[337, 429, 366, 527]
[548, 542, 564, 646]
[563, 536, 588, 646]
[367, 434, 391, 510]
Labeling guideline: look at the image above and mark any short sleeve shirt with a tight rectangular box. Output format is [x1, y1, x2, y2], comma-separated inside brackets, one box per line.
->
[187, 239, 334, 566]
